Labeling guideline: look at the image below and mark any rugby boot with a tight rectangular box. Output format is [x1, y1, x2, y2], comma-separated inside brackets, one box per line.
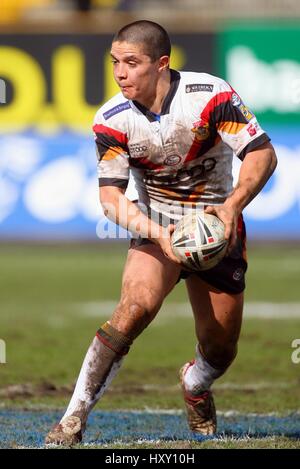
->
[45, 415, 84, 446]
[180, 361, 217, 435]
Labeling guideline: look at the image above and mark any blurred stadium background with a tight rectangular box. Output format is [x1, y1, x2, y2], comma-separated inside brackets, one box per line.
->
[0, 0, 300, 449]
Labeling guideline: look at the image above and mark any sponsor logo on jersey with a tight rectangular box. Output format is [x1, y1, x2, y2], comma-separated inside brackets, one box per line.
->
[163, 155, 182, 166]
[145, 157, 216, 187]
[231, 93, 254, 122]
[128, 143, 148, 157]
[191, 121, 210, 141]
[239, 104, 254, 121]
[103, 101, 131, 120]
[231, 93, 241, 106]
[186, 84, 214, 93]
[246, 123, 257, 137]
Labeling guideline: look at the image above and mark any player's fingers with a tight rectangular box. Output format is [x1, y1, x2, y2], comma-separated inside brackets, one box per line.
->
[227, 237, 236, 254]
[204, 205, 215, 214]
[224, 220, 233, 240]
[167, 223, 176, 235]
[165, 245, 181, 264]
[227, 223, 237, 253]
[165, 253, 181, 264]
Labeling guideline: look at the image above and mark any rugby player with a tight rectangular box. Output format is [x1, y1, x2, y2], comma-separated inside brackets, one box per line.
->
[45, 20, 277, 445]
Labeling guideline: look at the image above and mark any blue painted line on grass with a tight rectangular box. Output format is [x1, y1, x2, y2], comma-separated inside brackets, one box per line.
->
[0, 410, 299, 448]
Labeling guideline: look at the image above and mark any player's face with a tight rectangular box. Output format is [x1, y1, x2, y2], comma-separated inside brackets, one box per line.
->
[110, 41, 163, 104]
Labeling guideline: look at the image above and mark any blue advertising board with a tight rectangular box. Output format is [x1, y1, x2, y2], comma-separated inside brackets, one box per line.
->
[0, 127, 299, 241]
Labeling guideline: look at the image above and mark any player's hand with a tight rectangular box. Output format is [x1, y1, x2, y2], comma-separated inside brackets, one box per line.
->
[205, 204, 239, 253]
[155, 224, 182, 264]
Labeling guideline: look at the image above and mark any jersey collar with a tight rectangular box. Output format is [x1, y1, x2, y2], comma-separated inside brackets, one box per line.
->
[132, 69, 181, 122]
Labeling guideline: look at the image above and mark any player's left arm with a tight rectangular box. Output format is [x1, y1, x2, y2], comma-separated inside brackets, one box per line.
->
[207, 141, 277, 250]
[224, 141, 277, 214]
[215, 141, 277, 250]
[205, 83, 277, 251]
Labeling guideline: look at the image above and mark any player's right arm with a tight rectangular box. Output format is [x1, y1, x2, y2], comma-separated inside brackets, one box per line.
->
[99, 186, 179, 263]
[93, 114, 179, 263]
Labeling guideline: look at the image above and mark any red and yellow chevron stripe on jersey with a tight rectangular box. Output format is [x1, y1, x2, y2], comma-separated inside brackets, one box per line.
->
[217, 122, 247, 134]
[93, 70, 270, 218]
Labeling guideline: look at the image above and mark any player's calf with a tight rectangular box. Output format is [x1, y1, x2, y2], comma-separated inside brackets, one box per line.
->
[200, 341, 238, 371]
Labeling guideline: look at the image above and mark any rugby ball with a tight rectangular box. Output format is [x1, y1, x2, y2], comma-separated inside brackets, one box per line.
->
[171, 212, 227, 271]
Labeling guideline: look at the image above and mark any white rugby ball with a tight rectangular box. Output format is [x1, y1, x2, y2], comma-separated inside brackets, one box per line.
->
[171, 212, 228, 271]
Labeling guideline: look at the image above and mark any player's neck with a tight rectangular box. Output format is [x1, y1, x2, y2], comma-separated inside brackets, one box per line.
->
[143, 69, 171, 114]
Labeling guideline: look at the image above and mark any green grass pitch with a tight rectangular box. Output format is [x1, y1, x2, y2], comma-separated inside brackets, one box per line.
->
[0, 242, 299, 448]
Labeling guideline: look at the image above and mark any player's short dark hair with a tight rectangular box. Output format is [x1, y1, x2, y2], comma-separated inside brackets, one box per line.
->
[113, 20, 171, 62]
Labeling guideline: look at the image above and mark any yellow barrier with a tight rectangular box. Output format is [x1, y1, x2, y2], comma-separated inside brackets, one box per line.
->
[0, 0, 54, 24]
[0, 43, 185, 133]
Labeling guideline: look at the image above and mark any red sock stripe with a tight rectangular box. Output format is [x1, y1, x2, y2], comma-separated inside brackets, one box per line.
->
[95, 332, 129, 356]
[184, 389, 209, 406]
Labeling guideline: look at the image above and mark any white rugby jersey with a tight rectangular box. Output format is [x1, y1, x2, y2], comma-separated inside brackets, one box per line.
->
[93, 70, 270, 219]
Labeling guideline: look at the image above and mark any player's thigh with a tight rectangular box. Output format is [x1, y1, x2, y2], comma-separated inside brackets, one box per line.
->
[110, 242, 181, 335]
[185, 275, 244, 346]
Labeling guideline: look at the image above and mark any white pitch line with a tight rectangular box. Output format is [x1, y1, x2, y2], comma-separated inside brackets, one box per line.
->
[72, 301, 300, 319]
[0, 381, 295, 401]
[120, 408, 300, 417]
[108, 381, 296, 392]
[5, 408, 300, 418]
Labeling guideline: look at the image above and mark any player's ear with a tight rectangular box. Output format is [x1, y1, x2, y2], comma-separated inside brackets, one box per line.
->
[158, 55, 170, 71]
